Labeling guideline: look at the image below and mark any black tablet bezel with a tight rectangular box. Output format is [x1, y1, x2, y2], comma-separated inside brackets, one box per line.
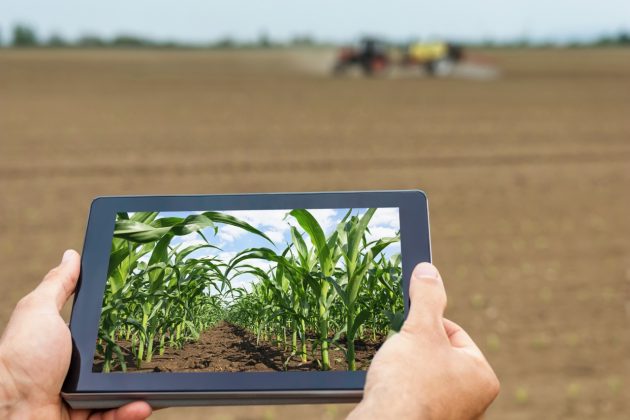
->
[63, 190, 431, 394]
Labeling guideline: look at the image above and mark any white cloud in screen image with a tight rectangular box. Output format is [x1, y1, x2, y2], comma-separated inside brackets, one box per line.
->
[216, 224, 248, 244]
[263, 228, 286, 244]
[220, 210, 291, 246]
[366, 226, 398, 242]
[230, 274, 257, 293]
[366, 208, 400, 243]
[370, 208, 400, 228]
[147, 207, 400, 292]
[216, 251, 237, 262]
[173, 232, 206, 248]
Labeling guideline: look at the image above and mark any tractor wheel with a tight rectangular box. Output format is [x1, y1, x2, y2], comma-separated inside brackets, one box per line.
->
[361, 58, 389, 77]
[424, 61, 437, 76]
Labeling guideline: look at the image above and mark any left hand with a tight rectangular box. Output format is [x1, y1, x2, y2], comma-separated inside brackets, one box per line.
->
[0, 250, 152, 420]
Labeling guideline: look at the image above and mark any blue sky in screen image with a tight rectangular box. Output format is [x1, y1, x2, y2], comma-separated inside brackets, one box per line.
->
[160, 208, 400, 291]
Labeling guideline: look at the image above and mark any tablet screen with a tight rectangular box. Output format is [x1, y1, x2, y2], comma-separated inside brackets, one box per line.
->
[93, 208, 403, 373]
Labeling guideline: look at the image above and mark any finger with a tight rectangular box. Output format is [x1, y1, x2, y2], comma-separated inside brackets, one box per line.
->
[403, 263, 447, 333]
[35, 249, 81, 311]
[88, 401, 152, 420]
[68, 408, 91, 420]
[443, 319, 484, 357]
[443, 318, 478, 349]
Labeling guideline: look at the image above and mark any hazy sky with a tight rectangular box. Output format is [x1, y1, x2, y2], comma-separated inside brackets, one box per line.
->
[2, 0, 629, 43]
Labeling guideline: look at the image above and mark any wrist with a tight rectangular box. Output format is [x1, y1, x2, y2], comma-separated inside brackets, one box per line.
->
[349, 393, 431, 420]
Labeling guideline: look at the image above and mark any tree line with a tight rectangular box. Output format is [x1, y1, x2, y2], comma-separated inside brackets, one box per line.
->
[2, 24, 629, 49]
[1, 24, 323, 49]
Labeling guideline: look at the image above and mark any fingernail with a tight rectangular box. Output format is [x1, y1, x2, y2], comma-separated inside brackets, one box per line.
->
[414, 263, 439, 280]
[62, 250, 74, 263]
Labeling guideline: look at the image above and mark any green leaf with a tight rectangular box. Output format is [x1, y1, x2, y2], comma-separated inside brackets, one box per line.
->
[114, 220, 171, 243]
[347, 208, 376, 265]
[152, 217, 185, 228]
[368, 236, 400, 259]
[290, 226, 308, 264]
[325, 276, 349, 307]
[290, 209, 334, 275]
[99, 334, 128, 372]
[107, 247, 129, 280]
[131, 211, 159, 224]
[385, 310, 405, 333]
[225, 247, 284, 277]
[349, 309, 371, 340]
[202, 211, 273, 244]
[123, 317, 147, 340]
[290, 209, 326, 252]
[148, 234, 173, 267]
[175, 243, 220, 263]
[169, 214, 215, 236]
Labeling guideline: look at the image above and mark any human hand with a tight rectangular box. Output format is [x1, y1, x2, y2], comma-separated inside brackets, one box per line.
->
[348, 263, 499, 420]
[0, 250, 152, 420]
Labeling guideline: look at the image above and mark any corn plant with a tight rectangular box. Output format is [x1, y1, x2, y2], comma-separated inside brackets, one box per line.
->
[96, 208, 402, 373]
[223, 208, 401, 371]
[97, 211, 271, 372]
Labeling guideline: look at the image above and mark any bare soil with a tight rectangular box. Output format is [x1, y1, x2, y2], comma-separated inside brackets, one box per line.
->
[1, 48, 628, 419]
[93, 321, 380, 373]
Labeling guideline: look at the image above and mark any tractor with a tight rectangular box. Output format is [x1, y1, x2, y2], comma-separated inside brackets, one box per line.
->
[332, 38, 391, 76]
[333, 38, 465, 77]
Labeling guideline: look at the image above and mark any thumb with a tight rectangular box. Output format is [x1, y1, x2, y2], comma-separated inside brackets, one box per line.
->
[402, 262, 447, 334]
[34, 249, 81, 311]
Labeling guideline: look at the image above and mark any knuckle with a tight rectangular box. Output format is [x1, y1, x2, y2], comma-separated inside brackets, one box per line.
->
[469, 355, 500, 399]
[57, 270, 74, 290]
[15, 293, 38, 311]
[44, 266, 62, 282]
[401, 321, 444, 345]
[45, 266, 73, 289]
[488, 372, 501, 397]
[482, 367, 501, 398]
[400, 319, 421, 335]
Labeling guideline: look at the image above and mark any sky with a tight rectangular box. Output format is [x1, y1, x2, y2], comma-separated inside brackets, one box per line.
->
[162, 208, 401, 293]
[2, 0, 630, 44]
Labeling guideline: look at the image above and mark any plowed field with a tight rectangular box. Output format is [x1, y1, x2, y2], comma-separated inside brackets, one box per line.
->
[1, 48, 628, 419]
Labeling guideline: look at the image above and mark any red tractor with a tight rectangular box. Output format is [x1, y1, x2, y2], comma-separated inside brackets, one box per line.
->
[332, 38, 390, 76]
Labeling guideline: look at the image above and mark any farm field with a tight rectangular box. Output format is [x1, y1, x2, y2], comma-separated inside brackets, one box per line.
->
[0, 48, 629, 419]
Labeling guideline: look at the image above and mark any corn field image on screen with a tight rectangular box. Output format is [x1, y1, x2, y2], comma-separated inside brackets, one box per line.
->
[93, 208, 404, 373]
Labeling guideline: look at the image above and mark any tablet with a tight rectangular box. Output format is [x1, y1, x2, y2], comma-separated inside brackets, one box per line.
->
[62, 190, 431, 409]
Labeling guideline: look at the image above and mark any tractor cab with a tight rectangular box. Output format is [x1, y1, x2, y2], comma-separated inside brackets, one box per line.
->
[333, 37, 391, 76]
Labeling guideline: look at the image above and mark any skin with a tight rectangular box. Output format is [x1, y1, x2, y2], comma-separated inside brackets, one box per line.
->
[348, 262, 500, 420]
[0, 252, 497, 419]
[0, 250, 152, 420]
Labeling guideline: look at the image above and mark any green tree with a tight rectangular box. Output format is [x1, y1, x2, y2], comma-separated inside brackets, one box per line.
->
[47, 34, 67, 47]
[12, 24, 38, 47]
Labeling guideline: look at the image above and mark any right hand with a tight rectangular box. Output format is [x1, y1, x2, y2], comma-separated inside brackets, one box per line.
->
[348, 262, 500, 419]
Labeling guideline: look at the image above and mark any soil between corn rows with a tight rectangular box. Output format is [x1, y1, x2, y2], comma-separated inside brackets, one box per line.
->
[93, 321, 382, 373]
